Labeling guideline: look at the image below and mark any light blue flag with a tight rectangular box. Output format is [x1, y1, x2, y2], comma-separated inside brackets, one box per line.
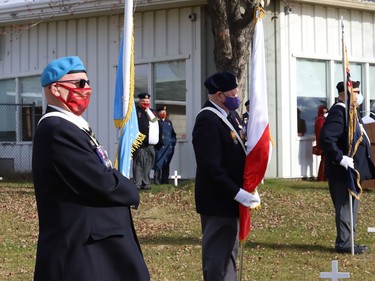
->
[114, 32, 143, 178]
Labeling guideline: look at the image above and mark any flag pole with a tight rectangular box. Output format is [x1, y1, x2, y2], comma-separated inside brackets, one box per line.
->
[238, 241, 245, 281]
[122, 0, 134, 118]
[341, 16, 355, 256]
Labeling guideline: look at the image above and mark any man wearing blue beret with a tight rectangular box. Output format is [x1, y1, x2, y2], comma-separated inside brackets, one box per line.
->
[192, 71, 260, 280]
[32, 56, 150, 280]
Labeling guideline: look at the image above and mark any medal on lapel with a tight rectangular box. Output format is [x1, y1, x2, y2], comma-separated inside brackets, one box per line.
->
[95, 145, 113, 170]
[230, 131, 238, 144]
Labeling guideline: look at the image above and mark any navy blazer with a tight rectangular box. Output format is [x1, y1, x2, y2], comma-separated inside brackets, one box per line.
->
[320, 102, 375, 182]
[32, 106, 150, 281]
[192, 101, 246, 217]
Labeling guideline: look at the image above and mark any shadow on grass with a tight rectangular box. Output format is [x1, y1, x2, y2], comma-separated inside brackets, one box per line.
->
[139, 235, 334, 254]
[139, 235, 201, 245]
[246, 241, 334, 253]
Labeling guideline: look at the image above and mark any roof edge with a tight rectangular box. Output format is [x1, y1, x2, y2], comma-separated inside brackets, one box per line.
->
[0, 0, 207, 26]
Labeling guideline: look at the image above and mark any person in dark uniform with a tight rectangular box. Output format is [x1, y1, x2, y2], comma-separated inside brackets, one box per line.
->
[192, 71, 260, 281]
[32, 56, 150, 280]
[153, 106, 177, 184]
[242, 100, 250, 123]
[133, 93, 162, 190]
[320, 81, 375, 254]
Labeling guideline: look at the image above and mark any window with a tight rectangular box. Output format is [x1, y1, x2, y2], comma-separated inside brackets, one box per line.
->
[135, 60, 187, 139]
[154, 61, 186, 139]
[0, 76, 43, 142]
[134, 64, 148, 95]
[334, 61, 364, 113]
[296, 59, 327, 136]
[369, 64, 375, 115]
[0, 79, 16, 141]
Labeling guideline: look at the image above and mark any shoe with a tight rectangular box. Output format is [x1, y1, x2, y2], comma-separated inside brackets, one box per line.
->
[142, 185, 151, 190]
[335, 244, 368, 254]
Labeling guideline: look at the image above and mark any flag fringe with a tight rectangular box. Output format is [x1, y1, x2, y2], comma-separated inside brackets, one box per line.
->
[131, 133, 146, 153]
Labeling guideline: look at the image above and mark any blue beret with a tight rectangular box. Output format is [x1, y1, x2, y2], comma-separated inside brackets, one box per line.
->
[41, 56, 86, 87]
[204, 71, 238, 94]
[138, 93, 150, 99]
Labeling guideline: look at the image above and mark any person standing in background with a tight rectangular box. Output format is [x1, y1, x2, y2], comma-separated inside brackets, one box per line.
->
[153, 106, 177, 185]
[133, 93, 162, 190]
[314, 105, 328, 181]
[242, 100, 250, 124]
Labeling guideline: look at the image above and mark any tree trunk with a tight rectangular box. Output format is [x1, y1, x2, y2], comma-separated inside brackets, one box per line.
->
[207, 0, 255, 112]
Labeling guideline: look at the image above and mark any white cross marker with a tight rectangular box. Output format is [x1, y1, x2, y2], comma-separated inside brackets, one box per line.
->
[170, 170, 181, 186]
[320, 260, 350, 280]
[368, 227, 375, 233]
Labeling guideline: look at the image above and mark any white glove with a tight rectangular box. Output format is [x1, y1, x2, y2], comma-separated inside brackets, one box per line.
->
[248, 189, 261, 210]
[234, 188, 261, 210]
[339, 155, 354, 170]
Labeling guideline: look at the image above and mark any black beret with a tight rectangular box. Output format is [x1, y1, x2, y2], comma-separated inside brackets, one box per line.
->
[352, 81, 360, 88]
[336, 82, 344, 93]
[157, 106, 166, 112]
[245, 100, 249, 106]
[138, 93, 150, 99]
[204, 71, 238, 94]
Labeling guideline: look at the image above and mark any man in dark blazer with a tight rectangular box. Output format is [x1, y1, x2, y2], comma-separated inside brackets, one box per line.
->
[32, 56, 150, 280]
[192, 71, 260, 281]
[242, 100, 249, 123]
[133, 93, 162, 190]
[320, 81, 375, 254]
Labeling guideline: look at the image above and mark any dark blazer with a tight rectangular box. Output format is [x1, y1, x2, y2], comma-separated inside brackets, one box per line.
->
[320, 102, 375, 182]
[192, 101, 246, 217]
[32, 106, 150, 281]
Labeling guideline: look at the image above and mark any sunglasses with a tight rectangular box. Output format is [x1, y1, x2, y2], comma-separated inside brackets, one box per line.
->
[57, 79, 90, 88]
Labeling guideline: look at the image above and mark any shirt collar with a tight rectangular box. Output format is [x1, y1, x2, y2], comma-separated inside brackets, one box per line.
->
[209, 100, 228, 117]
[48, 104, 90, 131]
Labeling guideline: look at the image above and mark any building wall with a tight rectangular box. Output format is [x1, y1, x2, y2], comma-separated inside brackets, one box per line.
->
[276, 0, 375, 178]
[0, 5, 205, 178]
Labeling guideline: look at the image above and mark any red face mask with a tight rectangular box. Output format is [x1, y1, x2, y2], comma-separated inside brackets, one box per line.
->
[159, 112, 166, 119]
[56, 84, 91, 116]
[140, 101, 150, 110]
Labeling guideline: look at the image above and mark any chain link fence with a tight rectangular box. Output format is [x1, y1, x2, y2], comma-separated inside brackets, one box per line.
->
[0, 103, 42, 176]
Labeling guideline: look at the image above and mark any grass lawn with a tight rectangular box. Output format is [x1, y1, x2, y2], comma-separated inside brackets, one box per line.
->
[1, 178, 375, 280]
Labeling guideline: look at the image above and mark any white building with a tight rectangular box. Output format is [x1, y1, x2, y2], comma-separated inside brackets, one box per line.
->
[0, 0, 375, 179]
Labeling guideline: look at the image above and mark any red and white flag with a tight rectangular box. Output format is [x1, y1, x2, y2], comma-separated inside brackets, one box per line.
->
[240, 13, 271, 241]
